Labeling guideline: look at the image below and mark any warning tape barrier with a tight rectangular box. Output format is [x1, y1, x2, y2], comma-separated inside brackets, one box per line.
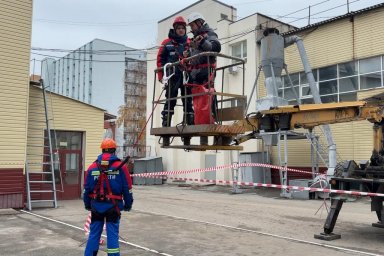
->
[166, 176, 384, 198]
[84, 212, 105, 245]
[129, 162, 384, 198]
[131, 162, 320, 178]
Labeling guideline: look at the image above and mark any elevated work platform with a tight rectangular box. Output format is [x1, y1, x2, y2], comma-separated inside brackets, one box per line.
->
[151, 124, 245, 151]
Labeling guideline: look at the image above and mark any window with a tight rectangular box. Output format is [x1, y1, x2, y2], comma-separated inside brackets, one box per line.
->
[339, 92, 357, 102]
[302, 98, 314, 104]
[231, 40, 247, 60]
[302, 86, 311, 96]
[281, 56, 383, 104]
[360, 56, 381, 73]
[284, 86, 299, 100]
[321, 95, 338, 103]
[300, 72, 308, 85]
[359, 56, 382, 90]
[339, 61, 357, 77]
[319, 80, 337, 95]
[221, 13, 228, 20]
[339, 76, 358, 92]
[283, 73, 299, 87]
[360, 72, 381, 90]
[319, 65, 337, 81]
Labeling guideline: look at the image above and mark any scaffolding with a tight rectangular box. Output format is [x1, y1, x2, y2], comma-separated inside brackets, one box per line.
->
[119, 58, 147, 158]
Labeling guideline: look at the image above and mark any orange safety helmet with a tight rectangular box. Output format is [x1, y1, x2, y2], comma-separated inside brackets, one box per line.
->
[100, 138, 117, 149]
[173, 16, 187, 28]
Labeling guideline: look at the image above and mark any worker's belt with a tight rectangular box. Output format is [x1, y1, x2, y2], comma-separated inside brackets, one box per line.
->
[180, 58, 217, 72]
[89, 193, 122, 201]
[190, 63, 216, 70]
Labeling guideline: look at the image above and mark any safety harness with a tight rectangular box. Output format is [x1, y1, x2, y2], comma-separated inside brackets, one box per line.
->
[89, 160, 122, 214]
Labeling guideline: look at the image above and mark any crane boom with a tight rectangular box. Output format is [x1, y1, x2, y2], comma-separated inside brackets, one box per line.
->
[235, 101, 384, 138]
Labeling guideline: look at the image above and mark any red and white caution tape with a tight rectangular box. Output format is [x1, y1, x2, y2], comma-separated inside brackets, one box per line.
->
[166, 176, 384, 198]
[131, 162, 317, 178]
[84, 212, 106, 245]
[129, 161, 382, 198]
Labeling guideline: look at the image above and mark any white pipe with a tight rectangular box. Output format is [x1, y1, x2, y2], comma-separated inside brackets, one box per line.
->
[285, 35, 336, 176]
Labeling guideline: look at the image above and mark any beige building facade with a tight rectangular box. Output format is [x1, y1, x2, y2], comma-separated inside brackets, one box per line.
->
[0, 0, 105, 207]
[27, 85, 105, 200]
[146, 0, 295, 182]
[0, 0, 32, 170]
[146, 1, 384, 184]
[274, 4, 384, 169]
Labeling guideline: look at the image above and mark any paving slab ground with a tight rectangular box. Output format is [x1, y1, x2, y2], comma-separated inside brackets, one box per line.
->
[0, 184, 383, 256]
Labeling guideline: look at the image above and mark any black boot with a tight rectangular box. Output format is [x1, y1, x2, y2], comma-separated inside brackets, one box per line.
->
[183, 113, 194, 125]
[162, 114, 172, 127]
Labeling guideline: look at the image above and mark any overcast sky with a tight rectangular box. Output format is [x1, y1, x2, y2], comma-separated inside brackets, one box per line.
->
[31, 0, 383, 73]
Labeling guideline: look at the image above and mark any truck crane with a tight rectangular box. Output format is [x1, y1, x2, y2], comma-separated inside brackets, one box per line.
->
[150, 28, 384, 240]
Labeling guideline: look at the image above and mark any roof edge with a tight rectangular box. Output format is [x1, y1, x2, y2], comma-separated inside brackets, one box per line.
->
[283, 3, 384, 36]
[158, 0, 236, 24]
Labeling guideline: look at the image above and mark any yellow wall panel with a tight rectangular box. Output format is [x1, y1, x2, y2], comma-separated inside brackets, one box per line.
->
[285, 20, 353, 72]
[270, 7, 384, 170]
[0, 0, 31, 169]
[27, 86, 105, 172]
[354, 9, 384, 59]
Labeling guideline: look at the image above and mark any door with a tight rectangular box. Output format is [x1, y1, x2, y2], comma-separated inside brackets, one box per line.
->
[240, 153, 253, 183]
[205, 154, 216, 181]
[49, 131, 83, 200]
[58, 149, 82, 199]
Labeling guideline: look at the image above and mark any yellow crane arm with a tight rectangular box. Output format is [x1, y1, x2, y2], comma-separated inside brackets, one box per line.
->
[236, 101, 384, 133]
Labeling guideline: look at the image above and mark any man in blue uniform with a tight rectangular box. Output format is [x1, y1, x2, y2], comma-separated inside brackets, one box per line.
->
[83, 138, 133, 256]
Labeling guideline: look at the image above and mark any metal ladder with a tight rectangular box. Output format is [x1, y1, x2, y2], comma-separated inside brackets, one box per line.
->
[25, 79, 58, 211]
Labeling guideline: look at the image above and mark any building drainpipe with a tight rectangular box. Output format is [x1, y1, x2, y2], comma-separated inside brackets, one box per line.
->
[284, 35, 336, 177]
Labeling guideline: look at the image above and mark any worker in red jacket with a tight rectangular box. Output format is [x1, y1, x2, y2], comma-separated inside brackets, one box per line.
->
[157, 16, 194, 127]
[83, 138, 133, 256]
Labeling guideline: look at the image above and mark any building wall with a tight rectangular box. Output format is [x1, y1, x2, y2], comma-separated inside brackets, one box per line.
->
[273, 6, 384, 168]
[147, 0, 237, 174]
[42, 39, 146, 116]
[41, 39, 147, 159]
[27, 86, 105, 172]
[0, 0, 32, 170]
[147, 1, 297, 182]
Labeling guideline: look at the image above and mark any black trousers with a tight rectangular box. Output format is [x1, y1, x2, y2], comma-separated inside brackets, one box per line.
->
[162, 75, 194, 117]
[91, 207, 120, 223]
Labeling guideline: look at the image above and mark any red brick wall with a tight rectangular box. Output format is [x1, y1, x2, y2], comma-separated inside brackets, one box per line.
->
[0, 168, 25, 209]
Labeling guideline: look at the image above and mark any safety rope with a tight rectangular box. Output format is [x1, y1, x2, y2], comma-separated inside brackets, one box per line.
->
[132, 88, 166, 150]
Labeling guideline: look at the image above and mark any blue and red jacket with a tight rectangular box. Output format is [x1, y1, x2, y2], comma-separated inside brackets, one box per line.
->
[157, 29, 191, 81]
[83, 153, 133, 213]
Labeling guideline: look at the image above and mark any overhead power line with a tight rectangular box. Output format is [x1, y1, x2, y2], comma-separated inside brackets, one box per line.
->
[31, 52, 156, 63]
[34, 18, 155, 27]
[32, 0, 373, 61]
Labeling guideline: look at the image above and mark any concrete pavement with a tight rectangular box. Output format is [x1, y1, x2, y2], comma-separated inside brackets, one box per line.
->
[0, 185, 383, 255]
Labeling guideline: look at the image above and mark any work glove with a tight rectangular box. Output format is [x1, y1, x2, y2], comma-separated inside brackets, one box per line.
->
[123, 204, 132, 212]
[124, 193, 133, 211]
[85, 204, 91, 211]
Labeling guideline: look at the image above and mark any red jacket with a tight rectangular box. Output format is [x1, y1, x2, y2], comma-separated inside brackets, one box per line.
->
[157, 29, 190, 81]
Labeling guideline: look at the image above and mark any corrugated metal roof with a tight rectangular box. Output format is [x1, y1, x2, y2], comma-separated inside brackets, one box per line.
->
[283, 3, 384, 36]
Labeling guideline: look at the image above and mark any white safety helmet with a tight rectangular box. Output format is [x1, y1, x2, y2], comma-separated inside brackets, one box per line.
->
[187, 12, 205, 24]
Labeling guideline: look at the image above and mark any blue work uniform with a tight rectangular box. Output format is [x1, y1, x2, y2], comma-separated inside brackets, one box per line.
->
[83, 153, 133, 256]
